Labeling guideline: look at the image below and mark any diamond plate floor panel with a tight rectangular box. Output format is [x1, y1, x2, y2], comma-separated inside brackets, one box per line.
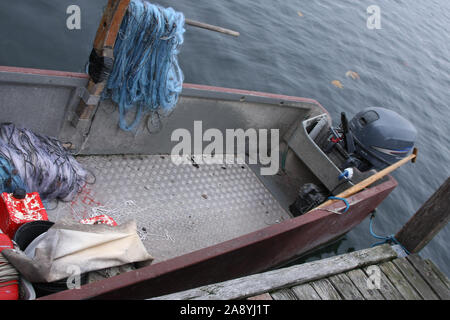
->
[48, 155, 291, 263]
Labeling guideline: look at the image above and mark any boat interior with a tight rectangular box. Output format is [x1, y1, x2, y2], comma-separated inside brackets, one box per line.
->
[0, 68, 374, 264]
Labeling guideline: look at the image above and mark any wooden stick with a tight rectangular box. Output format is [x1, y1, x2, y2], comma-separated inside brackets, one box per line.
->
[312, 148, 418, 211]
[185, 18, 240, 37]
[72, 0, 131, 129]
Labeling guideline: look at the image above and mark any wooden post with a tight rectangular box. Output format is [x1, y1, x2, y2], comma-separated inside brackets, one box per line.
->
[72, 0, 131, 130]
[395, 177, 450, 253]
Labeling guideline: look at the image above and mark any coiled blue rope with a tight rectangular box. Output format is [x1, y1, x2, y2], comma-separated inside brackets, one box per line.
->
[103, 0, 185, 131]
[369, 214, 410, 254]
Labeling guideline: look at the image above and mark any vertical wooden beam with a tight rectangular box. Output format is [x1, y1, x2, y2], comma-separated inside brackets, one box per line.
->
[395, 177, 450, 253]
[72, 0, 131, 130]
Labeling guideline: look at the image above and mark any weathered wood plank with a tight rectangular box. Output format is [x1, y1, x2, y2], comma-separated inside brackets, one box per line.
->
[310, 279, 342, 300]
[424, 259, 450, 290]
[151, 244, 397, 300]
[379, 261, 422, 300]
[291, 283, 322, 300]
[247, 293, 273, 300]
[362, 265, 404, 300]
[346, 269, 384, 300]
[395, 177, 450, 253]
[392, 258, 439, 300]
[406, 255, 450, 300]
[270, 289, 298, 300]
[328, 273, 365, 300]
[73, 0, 131, 127]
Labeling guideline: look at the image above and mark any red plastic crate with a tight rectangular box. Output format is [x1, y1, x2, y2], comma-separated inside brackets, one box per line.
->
[0, 231, 19, 300]
[0, 191, 48, 239]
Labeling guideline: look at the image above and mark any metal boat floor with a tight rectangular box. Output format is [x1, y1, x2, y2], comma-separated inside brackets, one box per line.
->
[47, 155, 291, 263]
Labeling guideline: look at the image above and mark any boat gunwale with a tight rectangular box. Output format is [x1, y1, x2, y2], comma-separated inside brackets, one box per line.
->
[0, 65, 329, 113]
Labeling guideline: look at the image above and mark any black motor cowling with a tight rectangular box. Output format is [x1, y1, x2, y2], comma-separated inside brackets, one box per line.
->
[348, 107, 417, 171]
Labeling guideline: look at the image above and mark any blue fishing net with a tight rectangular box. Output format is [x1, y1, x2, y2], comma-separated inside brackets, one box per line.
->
[103, 0, 185, 132]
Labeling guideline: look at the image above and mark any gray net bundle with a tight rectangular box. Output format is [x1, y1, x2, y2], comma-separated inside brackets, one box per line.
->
[0, 123, 90, 201]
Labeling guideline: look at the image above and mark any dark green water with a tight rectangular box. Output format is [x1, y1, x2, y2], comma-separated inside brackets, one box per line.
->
[0, 0, 448, 275]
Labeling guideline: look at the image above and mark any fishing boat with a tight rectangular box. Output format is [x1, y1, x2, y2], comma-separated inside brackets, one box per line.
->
[0, 0, 417, 300]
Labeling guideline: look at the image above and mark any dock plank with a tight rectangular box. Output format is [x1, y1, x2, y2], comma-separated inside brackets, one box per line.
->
[346, 269, 384, 300]
[152, 244, 397, 300]
[406, 255, 450, 300]
[310, 279, 342, 300]
[379, 261, 422, 300]
[291, 283, 322, 300]
[270, 289, 298, 300]
[247, 293, 273, 300]
[328, 273, 365, 300]
[424, 259, 450, 290]
[362, 265, 404, 300]
[392, 258, 439, 300]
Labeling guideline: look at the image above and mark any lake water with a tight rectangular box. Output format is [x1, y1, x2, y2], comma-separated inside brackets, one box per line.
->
[0, 0, 448, 275]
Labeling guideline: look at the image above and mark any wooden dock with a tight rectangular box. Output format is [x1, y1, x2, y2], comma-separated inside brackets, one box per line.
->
[152, 244, 449, 300]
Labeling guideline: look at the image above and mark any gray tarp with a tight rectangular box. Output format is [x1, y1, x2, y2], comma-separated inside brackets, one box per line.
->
[2, 219, 153, 283]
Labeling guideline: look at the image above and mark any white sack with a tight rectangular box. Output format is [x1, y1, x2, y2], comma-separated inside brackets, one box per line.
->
[2, 219, 153, 283]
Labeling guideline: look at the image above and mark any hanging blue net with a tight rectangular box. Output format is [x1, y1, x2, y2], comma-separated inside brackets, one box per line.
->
[103, 0, 185, 132]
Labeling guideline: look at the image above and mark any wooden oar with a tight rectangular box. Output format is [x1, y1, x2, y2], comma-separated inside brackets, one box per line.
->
[185, 18, 240, 37]
[312, 147, 418, 212]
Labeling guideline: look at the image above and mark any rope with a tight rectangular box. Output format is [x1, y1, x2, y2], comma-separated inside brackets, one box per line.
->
[369, 213, 410, 254]
[326, 196, 350, 214]
[0, 123, 90, 201]
[0, 253, 19, 286]
[103, 0, 185, 132]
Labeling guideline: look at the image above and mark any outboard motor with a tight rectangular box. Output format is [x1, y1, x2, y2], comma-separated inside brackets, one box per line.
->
[325, 107, 417, 172]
